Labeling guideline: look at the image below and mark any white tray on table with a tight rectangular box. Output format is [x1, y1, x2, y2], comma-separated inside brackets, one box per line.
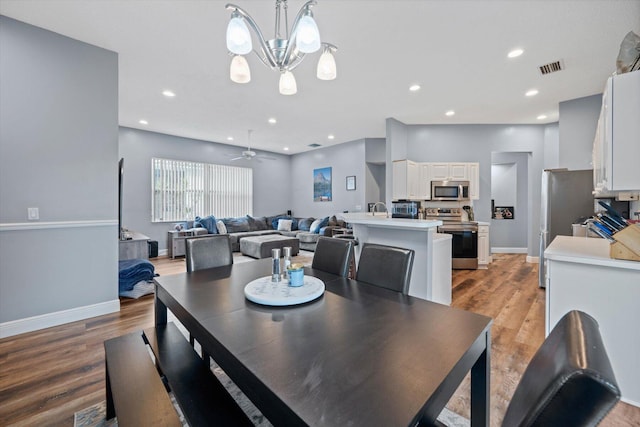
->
[244, 275, 325, 306]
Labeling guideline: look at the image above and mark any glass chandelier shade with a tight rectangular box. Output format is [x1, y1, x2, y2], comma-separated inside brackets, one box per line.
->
[279, 70, 297, 95]
[226, 14, 252, 55]
[295, 13, 321, 53]
[230, 55, 251, 83]
[317, 46, 337, 80]
[225, 1, 337, 95]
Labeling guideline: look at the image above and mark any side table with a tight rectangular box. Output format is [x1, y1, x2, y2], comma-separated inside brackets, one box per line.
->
[119, 232, 150, 260]
[168, 230, 193, 259]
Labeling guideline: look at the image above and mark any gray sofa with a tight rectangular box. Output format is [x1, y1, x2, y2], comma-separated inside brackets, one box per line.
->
[177, 214, 346, 252]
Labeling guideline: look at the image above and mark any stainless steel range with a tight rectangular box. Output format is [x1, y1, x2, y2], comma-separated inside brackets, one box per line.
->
[425, 207, 478, 269]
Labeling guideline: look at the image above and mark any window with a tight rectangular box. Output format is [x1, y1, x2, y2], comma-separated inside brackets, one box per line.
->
[152, 158, 252, 222]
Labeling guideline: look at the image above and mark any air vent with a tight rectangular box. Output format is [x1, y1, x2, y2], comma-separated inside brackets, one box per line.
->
[539, 60, 564, 75]
[308, 143, 322, 148]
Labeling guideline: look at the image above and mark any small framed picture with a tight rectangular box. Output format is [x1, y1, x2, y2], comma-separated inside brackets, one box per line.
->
[346, 175, 356, 191]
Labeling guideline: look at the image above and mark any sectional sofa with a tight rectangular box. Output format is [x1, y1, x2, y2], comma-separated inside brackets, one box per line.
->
[176, 213, 347, 252]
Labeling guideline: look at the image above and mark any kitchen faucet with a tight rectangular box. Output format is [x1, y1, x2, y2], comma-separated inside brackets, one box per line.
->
[372, 202, 389, 218]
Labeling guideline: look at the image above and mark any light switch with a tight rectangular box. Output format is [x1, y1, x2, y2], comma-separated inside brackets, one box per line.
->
[28, 207, 39, 220]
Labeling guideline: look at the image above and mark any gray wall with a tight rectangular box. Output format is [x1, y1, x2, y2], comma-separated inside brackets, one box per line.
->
[290, 139, 367, 217]
[118, 127, 292, 251]
[491, 152, 529, 249]
[559, 94, 601, 170]
[0, 16, 118, 323]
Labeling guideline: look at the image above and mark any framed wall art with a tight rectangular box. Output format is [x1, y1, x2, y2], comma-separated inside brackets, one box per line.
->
[313, 167, 332, 201]
[346, 175, 356, 191]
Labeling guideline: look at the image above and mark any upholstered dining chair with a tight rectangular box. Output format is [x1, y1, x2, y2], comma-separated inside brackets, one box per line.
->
[185, 234, 233, 351]
[185, 234, 233, 273]
[311, 236, 354, 278]
[499, 310, 620, 426]
[355, 243, 414, 294]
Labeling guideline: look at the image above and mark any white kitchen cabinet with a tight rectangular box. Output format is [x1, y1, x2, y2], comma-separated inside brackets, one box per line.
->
[468, 162, 480, 200]
[593, 71, 640, 194]
[477, 223, 490, 268]
[429, 163, 468, 181]
[545, 236, 640, 406]
[392, 160, 419, 200]
[419, 163, 431, 200]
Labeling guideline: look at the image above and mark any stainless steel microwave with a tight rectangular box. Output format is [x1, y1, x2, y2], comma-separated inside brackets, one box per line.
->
[431, 180, 470, 201]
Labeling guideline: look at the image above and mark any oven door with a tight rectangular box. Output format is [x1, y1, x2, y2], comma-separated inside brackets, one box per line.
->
[439, 224, 478, 269]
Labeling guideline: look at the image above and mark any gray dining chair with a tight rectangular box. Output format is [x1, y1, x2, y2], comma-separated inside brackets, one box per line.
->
[500, 310, 620, 426]
[311, 236, 354, 278]
[185, 234, 233, 351]
[355, 243, 414, 294]
[185, 234, 233, 273]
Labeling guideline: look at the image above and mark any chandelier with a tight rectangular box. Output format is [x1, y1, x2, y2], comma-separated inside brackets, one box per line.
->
[225, 0, 337, 95]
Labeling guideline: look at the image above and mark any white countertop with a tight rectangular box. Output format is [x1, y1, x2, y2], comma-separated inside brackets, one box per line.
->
[545, 236, 640, 271]
[341, 213, 442, 230]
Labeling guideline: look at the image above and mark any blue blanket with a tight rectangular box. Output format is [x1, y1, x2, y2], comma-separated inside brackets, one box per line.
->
[118, 259, 155, 293]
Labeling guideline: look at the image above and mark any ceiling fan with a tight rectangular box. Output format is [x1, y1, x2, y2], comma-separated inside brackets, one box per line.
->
[230, 130, 276, 162]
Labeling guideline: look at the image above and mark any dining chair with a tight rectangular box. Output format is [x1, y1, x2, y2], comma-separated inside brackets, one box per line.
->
[185, 234, 233, 352]
[355, 243, 414, 294]
[185, 234, 233, 273]
[311, 236, 354, 278]
[500, 310, 620, 426]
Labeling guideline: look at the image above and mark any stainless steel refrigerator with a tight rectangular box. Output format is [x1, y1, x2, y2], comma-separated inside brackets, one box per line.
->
[539, 169, 594, 287]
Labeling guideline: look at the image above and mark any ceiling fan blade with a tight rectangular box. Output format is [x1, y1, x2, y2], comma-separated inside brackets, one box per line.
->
[230, 156, 244, 161]
[257, 155, 276, 160]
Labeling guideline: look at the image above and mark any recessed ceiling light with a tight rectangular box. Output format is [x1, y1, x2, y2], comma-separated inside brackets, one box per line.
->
[139, 119, 148, 125]
[227, 136, 234, 141]
[508, 48, 524, 58]
[268, 117, 277, 124]
[537, 114, 547, 120]
[409, 84, 421, 92]
[526, 89, 539, 97]
[162, 90, 176, 97]
[445, 110, 455, 117]
[283, 147, 289, 151]
[328, 134, 335, 140]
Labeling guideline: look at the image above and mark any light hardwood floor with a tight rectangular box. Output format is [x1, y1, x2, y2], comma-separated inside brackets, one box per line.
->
[0, 253, 638, 426]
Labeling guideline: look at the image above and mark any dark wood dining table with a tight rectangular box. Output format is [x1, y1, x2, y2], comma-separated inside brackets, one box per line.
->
[154, 258, 492, 427]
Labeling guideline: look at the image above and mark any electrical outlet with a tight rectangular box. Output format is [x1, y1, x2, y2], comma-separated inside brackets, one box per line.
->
[27, 207, 39, 220]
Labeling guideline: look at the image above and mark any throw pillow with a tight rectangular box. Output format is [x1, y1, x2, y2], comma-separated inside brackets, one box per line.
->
[222, 217, 250, 233]
[216, 220, 227, 234]
[277, 219, 293, 231]
[318, 216, 330, 229]
[247, 215, 269, 231]
[298, 217, 315, 231]
[328, 215, 338, 226]
[309, 218, 324, 234]
[194, 215, 218, 234]
[270, 215, 291, 230]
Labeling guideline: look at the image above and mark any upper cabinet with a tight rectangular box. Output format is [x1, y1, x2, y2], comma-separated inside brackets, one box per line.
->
[393, 160, 480, 200]
[429, 163, 469, 181]
[593, 71, 640, 194]
[393, 160, 420, 200]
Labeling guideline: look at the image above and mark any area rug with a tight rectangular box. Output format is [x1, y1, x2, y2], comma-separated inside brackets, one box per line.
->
[75, 398, 468, 427]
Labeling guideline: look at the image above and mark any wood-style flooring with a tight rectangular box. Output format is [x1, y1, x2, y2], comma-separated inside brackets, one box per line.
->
[0, 253, 638, 426]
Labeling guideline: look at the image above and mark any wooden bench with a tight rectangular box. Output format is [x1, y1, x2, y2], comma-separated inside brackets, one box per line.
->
[104, 322, 253, 427]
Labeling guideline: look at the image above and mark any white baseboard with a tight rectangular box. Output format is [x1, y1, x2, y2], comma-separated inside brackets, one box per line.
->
[0, 299, 120, 339]
[526, 255, 540, 264]
[491, 247, 528, 254]
[158, 248, 168, 256]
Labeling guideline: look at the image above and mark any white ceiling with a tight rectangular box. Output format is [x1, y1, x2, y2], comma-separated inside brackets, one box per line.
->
[1, 0, 639, 154]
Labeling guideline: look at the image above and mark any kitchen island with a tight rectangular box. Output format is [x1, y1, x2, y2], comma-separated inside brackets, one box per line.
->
[341, 214, 451, 304]
[544, 235, 640, 407]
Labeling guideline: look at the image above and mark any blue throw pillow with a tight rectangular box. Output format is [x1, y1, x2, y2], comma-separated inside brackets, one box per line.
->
[194, 215, 218, 234]
[319, 216, 330, 229]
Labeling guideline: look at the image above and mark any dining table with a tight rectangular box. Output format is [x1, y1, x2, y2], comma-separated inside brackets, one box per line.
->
[154, 258, 492, 427]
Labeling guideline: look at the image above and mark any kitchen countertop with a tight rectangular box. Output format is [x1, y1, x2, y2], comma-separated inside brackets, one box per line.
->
[545, 235, 640, 271]
[341, 213, 442, 230]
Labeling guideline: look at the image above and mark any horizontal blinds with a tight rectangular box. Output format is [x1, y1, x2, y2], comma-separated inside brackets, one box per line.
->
[152, 158, 252, 222]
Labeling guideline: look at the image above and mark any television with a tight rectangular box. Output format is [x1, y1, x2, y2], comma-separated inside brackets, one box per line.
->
[118, 157, 124, 240]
